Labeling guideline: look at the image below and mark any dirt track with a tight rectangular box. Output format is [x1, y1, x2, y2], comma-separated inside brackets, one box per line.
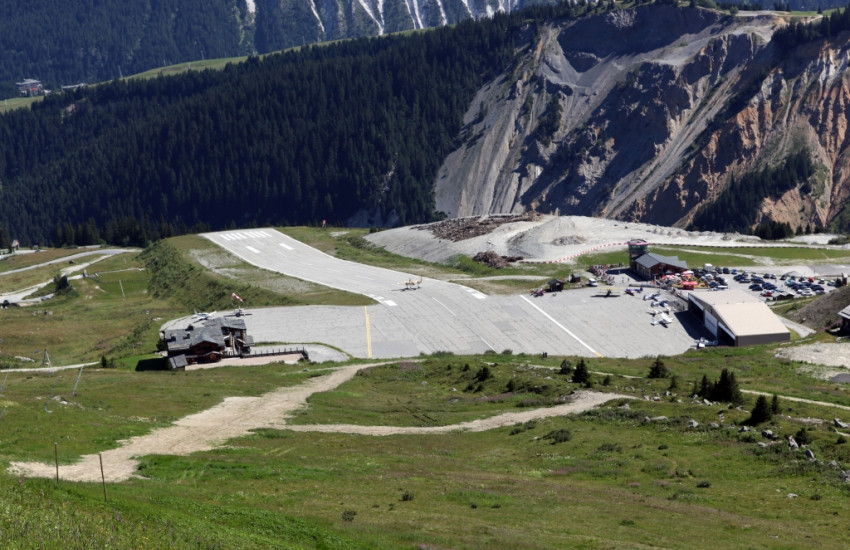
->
[9, 363, 627, 483]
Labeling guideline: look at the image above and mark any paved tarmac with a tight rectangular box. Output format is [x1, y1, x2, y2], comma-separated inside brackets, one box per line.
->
[201, 228, 708, 360]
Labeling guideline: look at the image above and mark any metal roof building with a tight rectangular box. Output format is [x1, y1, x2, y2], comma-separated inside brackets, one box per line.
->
[686, 289, 790, 346]
[633, 252, 688, 280]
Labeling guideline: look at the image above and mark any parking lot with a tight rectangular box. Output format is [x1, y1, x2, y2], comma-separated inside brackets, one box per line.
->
[696, 266, 840, 301]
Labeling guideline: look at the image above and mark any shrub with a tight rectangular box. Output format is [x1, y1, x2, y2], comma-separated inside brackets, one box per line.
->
[648, 357, 669, 379]
[341, 510, 357, 522]
[696, 480, 712, 488]
[401, 491, 414, 502]
[602, 375, 611, 386]
[668, 375, 679, 391]
[795, 427, 811, 446]
[558, 359, 573, 376]
[543, 429, 572, 444]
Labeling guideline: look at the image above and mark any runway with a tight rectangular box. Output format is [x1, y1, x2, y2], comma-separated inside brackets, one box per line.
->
[202, 228, 703, 359]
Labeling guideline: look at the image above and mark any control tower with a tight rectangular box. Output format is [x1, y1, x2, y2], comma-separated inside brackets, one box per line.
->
[627, 239, 649, 269]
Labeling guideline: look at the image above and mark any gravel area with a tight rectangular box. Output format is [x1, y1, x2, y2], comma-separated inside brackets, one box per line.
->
[775, 342, 850, 380]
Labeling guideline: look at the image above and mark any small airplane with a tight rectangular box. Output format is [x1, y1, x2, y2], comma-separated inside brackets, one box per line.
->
[694, 337, 718, 348]
[658, 313, 674, 326]
[397, 278, 423, 291]
[643, 292, 661, 302]
[193, 310, 216, 320]
[233, 307, 250, 317]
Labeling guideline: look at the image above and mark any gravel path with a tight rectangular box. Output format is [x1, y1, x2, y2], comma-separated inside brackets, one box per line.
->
[8, 362, 625, 483]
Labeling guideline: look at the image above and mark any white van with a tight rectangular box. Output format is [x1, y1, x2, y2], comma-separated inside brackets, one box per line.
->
[587, 278, 598, 287]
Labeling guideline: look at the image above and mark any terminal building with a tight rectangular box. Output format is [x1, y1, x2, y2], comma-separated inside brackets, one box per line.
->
[687, 289, 790, 346]
[627, 239, 688, 280]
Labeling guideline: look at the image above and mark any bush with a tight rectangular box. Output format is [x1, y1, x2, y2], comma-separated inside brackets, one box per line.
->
[558, 359, 572, 376]
[401, 491, 414, 502]
[795, 427, 811, 446]
[648, 357, 669, 379]
[341, 510, 357, 522]
[543, 428, 572, 444]
[696, 480, 712, 488]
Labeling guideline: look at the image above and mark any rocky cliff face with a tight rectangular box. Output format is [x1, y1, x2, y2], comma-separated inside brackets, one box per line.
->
[436, 6, 850, 232]
[255, 0, 533, 50]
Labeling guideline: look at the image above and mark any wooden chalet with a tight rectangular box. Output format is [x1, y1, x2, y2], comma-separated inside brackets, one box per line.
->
[162, 315, 254, 370]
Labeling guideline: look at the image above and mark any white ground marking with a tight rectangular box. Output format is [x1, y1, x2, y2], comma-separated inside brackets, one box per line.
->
[432, 298, 456, 316]
[520, 295, 601, 357]
[245, 246, 260, 253]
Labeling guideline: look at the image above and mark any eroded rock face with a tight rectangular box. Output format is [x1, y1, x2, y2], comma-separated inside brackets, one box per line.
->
[436, 6, 850, 231]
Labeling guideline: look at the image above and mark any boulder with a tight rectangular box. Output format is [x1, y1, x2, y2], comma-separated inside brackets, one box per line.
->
[787, 436, 798, 449]
[805, 449, 816, 461]
[687, 419, 699, 428]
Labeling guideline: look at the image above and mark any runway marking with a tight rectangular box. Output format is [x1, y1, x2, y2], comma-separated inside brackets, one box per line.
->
[480, 337, 496, 351]
[364, 306, 373, 358]
[383, 300, 397, 307]
[220, 234, 234, 241]
[432, 298, 455, 316]
[464, 288, 486, 300]
[520, 295, 602, 357]
[245, 246, 260, 253]
[279, 242, 294, 250]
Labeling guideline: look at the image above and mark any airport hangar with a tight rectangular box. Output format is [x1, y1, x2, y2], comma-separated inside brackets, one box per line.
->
[686, 289, 790, 346]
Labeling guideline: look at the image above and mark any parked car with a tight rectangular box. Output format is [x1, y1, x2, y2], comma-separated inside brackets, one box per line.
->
[761, 290, 774, 297]
[749, 284, 763, 291]
[799, 288, 814, 296]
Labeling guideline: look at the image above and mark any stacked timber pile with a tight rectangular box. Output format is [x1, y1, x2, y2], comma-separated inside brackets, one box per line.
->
[417, 212, 542, 242]
[472, 251, 523, 268]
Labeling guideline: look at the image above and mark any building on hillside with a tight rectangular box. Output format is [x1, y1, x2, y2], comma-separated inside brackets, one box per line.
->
[687, 289, 790, 346]
[16, 79, 43, 96]
[162, 315, 254, 370]
[633, 252, 688, 280]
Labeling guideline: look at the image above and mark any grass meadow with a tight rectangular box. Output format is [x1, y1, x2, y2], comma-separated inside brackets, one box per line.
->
[3, 352, 850, 548]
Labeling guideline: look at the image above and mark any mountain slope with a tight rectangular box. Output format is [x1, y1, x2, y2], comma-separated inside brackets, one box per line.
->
[437, 6, 850, 233]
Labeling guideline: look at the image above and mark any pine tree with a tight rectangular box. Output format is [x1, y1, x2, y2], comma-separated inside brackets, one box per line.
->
[771, 394, 781, 415]
[746, 395, 773, 425]
[572, 358, 589, 384]
[648, 356, 670, 379]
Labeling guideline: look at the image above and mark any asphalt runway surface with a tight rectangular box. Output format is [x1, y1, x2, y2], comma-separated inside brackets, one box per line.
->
[202, 228, 708, 359]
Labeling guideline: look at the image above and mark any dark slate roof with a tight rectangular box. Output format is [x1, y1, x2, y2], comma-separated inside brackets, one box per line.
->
[169, 355, 188, 370]
[839, 305, 850, 320]
[163, 315, 255, 357]
[634, 252, 688, 270]
[220, 316, 247, 331]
